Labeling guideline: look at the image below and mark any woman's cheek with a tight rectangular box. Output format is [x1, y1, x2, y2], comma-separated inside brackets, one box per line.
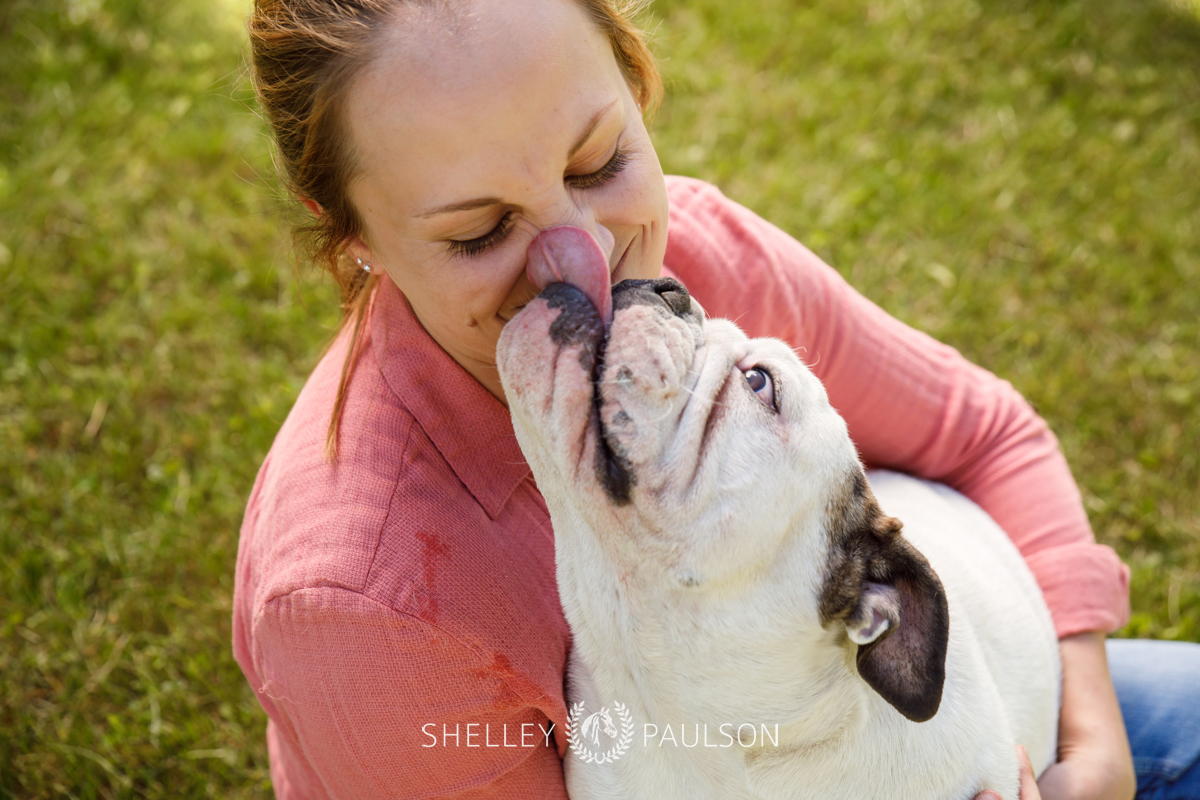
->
[466, 252, 529, 318]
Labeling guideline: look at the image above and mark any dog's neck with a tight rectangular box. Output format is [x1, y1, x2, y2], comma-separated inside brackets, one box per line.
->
[558, 522, 911, 800]
[556, 512, 873, 756]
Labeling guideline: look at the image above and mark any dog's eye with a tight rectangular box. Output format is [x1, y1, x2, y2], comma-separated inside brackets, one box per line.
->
[742, 367, 775, 408]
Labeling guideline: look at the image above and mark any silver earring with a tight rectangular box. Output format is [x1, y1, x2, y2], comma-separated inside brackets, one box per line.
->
[355, 256, 372, 273]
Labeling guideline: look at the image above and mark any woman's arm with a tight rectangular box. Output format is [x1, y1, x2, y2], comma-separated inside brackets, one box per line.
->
[249, 586, 568, 800]
[978, 634, 1136, 800]
[1037, 632, 1136, 800]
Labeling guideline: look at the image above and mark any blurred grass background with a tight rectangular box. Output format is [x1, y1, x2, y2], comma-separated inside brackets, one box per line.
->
[1, 0, 1196, 795]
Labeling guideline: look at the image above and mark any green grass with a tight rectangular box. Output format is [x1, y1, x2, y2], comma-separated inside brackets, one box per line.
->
[1, 0, 1197, 795]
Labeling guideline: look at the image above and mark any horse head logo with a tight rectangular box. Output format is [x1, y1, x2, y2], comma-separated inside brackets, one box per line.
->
[566, 700, 634, 764]
[580, 707, 617, 747]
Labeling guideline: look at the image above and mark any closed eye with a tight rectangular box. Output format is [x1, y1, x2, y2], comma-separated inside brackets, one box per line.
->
[566, 145, 629, 190]
[446, 210, 517, 258]
[446, 145, 629, 259]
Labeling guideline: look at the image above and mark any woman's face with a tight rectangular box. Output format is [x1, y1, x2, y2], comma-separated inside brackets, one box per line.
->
[343, 0, 669, 403]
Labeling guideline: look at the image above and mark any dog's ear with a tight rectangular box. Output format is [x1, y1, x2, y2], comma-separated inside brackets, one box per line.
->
[821, 497, 949, 723]
[849, 534, 948, 722]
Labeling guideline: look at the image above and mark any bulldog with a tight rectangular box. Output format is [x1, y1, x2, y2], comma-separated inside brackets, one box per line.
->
[496, 227, 1061, 800]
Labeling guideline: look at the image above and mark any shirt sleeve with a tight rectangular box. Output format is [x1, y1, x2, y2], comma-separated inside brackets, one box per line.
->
[250, 586, 568, 800]
[663, 176, 1130, 638]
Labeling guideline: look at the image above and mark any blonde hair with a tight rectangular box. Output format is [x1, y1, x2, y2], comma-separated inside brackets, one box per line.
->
[247, 0, 661, 458]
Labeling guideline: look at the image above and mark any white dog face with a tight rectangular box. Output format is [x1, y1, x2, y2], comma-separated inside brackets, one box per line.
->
[497, 277, 949, 722]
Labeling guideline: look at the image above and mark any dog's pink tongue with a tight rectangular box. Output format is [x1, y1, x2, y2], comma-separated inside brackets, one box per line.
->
[525, 226, 613, 327]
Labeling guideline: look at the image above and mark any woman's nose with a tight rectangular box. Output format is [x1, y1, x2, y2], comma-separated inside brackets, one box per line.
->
[524, 225, 615, 326]
[527, 201, 617, 266]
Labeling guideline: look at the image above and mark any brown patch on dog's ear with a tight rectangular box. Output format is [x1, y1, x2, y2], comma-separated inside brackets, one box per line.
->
[819, 473, 949, 723]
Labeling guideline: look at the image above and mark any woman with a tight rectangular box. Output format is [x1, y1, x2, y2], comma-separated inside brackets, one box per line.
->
[231, 1, 1199, 798]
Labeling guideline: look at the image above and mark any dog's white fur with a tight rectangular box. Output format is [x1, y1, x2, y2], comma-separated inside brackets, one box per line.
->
[497, 281, 1060, 800]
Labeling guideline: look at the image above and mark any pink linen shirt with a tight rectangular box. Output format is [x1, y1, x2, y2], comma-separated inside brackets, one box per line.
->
[232, 176, 1130, 800]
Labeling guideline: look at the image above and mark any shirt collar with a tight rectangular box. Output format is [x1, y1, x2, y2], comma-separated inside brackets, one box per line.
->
[369, 277, 530, 520]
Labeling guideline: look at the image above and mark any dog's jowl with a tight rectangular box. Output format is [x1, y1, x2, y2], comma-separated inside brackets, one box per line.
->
[497, 228, 1060, 800]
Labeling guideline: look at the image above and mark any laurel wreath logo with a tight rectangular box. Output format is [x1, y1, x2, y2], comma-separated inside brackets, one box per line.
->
[565, 700, 635, 764]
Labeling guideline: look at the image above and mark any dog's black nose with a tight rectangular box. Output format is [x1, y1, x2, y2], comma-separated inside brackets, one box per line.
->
[654, 279, 692, 317]
[612, 277, 697, 321]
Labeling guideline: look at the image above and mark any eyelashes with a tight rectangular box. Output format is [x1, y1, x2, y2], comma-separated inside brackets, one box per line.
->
[447, 210, 517, 259]
[446, 145, 630, 259]
[565, 146, 629, 190]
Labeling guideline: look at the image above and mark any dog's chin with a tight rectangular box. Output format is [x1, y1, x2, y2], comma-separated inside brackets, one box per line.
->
[514, 282, 645, 509]
[592, 346, 641, 508]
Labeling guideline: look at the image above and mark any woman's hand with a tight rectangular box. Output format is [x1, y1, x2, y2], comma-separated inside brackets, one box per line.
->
[1035, 632, 1136, 800]
[975, 745, 1043, 800]
[975, 632, 1135, 800]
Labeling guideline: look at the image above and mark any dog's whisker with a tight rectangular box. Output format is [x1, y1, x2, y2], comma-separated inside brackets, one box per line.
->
[643, 404, 679, 426]
[591, 375, 735, 414]
[675, 378, 733, 410]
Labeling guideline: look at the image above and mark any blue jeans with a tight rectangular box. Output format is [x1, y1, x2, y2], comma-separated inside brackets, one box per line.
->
[1108, 639, 1200, 800]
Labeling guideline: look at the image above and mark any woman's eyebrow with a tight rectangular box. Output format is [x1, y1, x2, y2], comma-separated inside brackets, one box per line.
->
[418, 195, 503, 218]
[566, 99, 618, 160]
[418, 100, 620, 219]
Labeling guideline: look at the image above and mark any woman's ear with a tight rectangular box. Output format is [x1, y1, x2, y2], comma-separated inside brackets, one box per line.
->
[301, 197, 322, 217]
[344, 235, 372, 266]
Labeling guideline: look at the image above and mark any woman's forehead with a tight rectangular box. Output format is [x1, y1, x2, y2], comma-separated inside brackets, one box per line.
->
[344, 0, 630, 217]
[356, 0, 611, 104]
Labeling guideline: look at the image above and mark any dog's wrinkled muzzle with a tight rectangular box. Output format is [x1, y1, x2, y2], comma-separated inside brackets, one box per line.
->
[594, 278, 706, 504]
[497, 264, 707, 511]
